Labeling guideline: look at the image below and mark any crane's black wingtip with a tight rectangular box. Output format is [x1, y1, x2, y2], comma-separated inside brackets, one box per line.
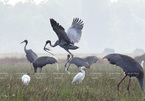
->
[72, 18, 84, 26]
[50, 18, 54, 21]
[49, 18, 65, 30]
[50, 18, 57, 27]
[50, 18, 55, 23]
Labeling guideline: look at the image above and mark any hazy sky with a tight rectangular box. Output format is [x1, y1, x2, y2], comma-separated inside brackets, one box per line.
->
[0, 0, 46, 5]
[0, 0, 145, 54]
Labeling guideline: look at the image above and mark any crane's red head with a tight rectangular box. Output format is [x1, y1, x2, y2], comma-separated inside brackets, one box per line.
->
[21, 40, 28, 44]
[44, 40, 53, 55]
[46, 40, 51, 45]
[44, 40, 51, 50]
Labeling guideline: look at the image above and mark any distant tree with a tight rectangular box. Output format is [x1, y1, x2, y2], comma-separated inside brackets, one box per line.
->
[133, 49, 144, 54]
[134, 53, 145, 64]
[103, 48, 115, 54]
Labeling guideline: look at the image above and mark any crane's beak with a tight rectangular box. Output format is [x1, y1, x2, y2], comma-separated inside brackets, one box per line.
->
[45, 50, 54, 56]
[20, 41, 25, 44]
[44, 43, 51, 52]
[43, 44, 54, 56]
[44, 47, 50, 52]
[43, 43, 49, 51]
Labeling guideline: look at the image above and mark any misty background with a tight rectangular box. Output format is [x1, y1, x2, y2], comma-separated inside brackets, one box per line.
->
[0, 0, 145, 55]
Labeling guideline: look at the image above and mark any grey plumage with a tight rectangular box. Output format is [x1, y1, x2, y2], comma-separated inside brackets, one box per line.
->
[68, 56, 90, 68]
[44, 18, 84, 74]
[21, 40, 38, 63]
[103, 53, 144, 92]
[25, 49, 38, 63]
[67, 55, 99, 70]
[33, 56, 58, 73]
[84, 56, 99, 66]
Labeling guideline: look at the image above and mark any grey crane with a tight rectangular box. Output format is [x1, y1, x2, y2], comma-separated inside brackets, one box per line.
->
[103, 53, 145, 92]
[33, 56, 58, 73]
[44, 18, 84, 74]
[66, 55, 99, 72]
[32, 43, 58, 73]
[21, 40, 38, 70]
[67, 54, 90, 69]
[84, 56, 99, 66]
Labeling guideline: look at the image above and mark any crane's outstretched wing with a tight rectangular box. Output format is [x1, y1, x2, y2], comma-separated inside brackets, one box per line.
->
[67, 18, 84, 44]
[103, 53, 143, 74]
[50, 18, 71, 44]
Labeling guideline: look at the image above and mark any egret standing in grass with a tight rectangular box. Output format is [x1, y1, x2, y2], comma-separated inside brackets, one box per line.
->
[22, 73, 30, 85]
[72, 66, 87, 84]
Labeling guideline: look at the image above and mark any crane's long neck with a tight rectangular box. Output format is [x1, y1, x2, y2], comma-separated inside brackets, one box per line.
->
[49, 41, 58, 47]
[24, 42, 27, 52]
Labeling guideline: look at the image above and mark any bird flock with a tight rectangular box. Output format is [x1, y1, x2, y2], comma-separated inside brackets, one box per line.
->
[20, 18, 145, 93]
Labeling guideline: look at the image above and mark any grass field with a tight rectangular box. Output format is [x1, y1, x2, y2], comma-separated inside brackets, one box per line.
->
[0, 56, 145, 101]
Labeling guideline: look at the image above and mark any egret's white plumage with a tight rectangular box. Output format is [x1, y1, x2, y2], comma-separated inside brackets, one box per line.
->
[22, 74, 30, 85]
[141, 60, 144, 68]
[72, 66, 86, 84]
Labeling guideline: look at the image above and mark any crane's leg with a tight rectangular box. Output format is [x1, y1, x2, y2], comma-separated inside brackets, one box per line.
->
[65, 50, 74, 74]
[127, 77, 131, 91]
[30, 63, 33, 71]
[117, 75, 127, 91]
[65, 54, 70, 67]
[34, 67, 37, 74]
[56, 63, 59, 71]
[40, 68, 42, 73]
[64, 51, 72, 67]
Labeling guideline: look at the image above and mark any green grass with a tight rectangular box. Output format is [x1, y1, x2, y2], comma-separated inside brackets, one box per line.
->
[0, 58, 145, 101]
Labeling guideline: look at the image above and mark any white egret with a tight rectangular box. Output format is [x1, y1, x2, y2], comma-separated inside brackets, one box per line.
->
[141, 60, 144, 68]
[72, 66, 87, 84]
[22, 74, 30, 85]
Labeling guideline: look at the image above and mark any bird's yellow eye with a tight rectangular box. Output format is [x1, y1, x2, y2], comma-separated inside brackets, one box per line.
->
[85, 67, 89, 70]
